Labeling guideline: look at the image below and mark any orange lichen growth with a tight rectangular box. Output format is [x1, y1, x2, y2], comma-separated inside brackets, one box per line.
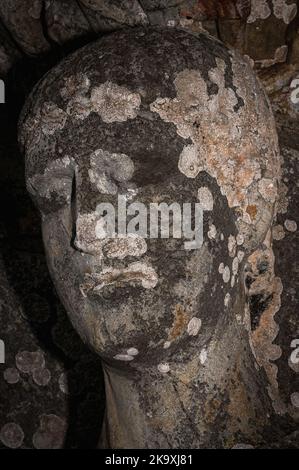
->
[246, 205, 257, 219]
[169, 304, 189, 340]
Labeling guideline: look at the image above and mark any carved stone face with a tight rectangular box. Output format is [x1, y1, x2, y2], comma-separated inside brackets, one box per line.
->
[19, 28, 280, 369]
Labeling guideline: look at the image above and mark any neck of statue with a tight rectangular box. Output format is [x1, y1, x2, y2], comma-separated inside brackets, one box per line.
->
[99, 286, 272, 449]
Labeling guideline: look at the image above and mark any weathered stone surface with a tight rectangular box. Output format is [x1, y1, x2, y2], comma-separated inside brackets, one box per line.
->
[18, 27, 287, 448]
[140, 0, 187, 9]
[0, 94, 105, 448]
[0, 0, 297, 70]
[245, 16, 289, 66]
[0, 22, 21, 78]
[45, 0, 91, 45]
[289, 28, 299, 64]
[0, 0, 49, 56]
[244, 0, 297, 67]
[0, 1, 298, 450]
[78, 0, 148, 32]
[218, 18, 246, 50]
[178, 0, 250, 20]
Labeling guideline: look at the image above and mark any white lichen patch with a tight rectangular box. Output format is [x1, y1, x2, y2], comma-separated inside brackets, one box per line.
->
[272, 0, 297, 25]
[258, 178, 278, 203]
[32, 368, 51, 387]
[39, 102, 67, 135]
[257, 45, 288, 69]
[82, 262, 158, 295]
[3, 368, 20, 385]
[61, 73, 91, 100]
[272, 224, 285, 241]
[158, 363, 170, 374]
[222, 266, 231, 283]
[77, 214, 146, 259]
[277, 181, 289, 215]
[200, 348, 207, 364]
[150, 56, 281, 251]
[15, 350, 45, 374]
[126, 348, 139, 356]
[288, 353, 299, 373]
[197, 187, 214, 211]
[228, 235, 237, 257]
[90, 81, 141, 123]
[247, 0, 271, 23]
[207, 224, 217, 240]
[290, 392, 299, 408]
[237, 250, 245, 262]
[58, 373, 69, 395]
[178, 144, 203, 178]
[0, 423, 24, 449]
[224, 293, 231, 307]
[284, 219, 297, 232]
[218, 262, 225, 274]
[231, 275, 236, 288]
[24, 102, 67, 143]
[89, 149, 134, 195]
[66, 96, 92, 120]
[104, 235, 147, 259]
[236, 233, 244, 246]
[114, 354, 134, 362]
[95, 217, 109, 240]
[61, 74, 92, 120]
[232, 257, 239, 275]
[27, 156, 74, 202]
[187, 317, 202, 336]
[247, 240, 285, 414]
[33, 415, 66, 449]
[75, 212, 106, 255]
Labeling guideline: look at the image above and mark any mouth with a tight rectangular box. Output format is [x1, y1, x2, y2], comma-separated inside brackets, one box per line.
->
[80, 262, 158, 297]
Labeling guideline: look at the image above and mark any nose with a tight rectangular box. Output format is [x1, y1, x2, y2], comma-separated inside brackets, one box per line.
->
[74, 207, 149, 261]
[73, 211, 105, 255]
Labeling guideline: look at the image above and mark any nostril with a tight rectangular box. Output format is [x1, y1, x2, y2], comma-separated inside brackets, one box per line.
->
[72, 233, 96, 255]
[72, 234, 83, 253]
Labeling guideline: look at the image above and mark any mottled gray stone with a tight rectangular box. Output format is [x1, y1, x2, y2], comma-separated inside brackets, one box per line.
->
[45, 0, 91, 45]
[0, 423, 24, 448]
[78, 0, 148, 33]
[0, 0, 49, 56]
[33, 414, 66, 449]
[19, 27, 283, 449]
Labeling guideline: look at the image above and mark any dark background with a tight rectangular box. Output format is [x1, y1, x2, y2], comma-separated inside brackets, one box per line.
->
[0, 0, 298, 448]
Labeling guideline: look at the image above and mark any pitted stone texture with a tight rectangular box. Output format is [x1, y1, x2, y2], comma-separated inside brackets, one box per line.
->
[19, 27, 284, 449]
[45, 0, 91, 45]
[0, 22, 21, 78]
[20, 28, 280, 254]
[0, 0, 49, 56]
[78, 0, 148, 32]
[33, 414, 67, 449]
[20, 26, 281, 361]
[0, 423, 24, 449]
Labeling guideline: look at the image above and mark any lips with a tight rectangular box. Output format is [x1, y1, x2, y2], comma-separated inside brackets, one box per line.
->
[80, 262, 158, 297]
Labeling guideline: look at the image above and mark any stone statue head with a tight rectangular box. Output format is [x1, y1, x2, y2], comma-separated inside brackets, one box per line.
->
[19, 27, 280, 376]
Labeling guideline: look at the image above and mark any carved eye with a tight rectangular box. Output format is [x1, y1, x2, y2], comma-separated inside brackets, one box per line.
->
[27, 174, 73, 213]
[26, 159, 75, 214]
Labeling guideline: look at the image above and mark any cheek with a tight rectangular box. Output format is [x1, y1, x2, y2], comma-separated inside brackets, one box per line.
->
[41, 214, 209, 364]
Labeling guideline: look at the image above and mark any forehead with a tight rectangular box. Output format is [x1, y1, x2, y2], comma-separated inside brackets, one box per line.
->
[20, 27, 280, 242]
[21, 27, 257, 178]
